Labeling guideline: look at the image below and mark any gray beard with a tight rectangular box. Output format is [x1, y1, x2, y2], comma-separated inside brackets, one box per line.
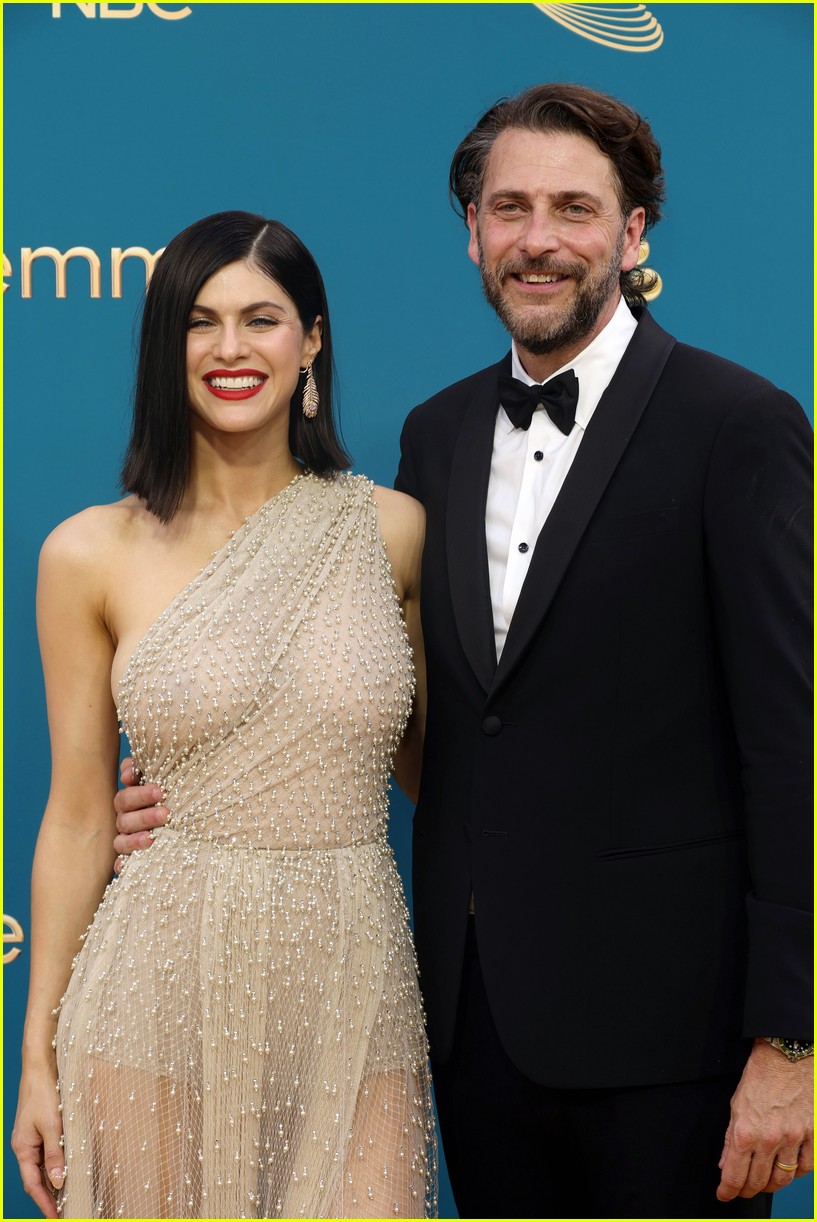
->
[477, 230, 625, 356]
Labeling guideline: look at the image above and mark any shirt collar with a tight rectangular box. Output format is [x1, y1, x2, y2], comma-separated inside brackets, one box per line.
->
[509, 295, 638, 432]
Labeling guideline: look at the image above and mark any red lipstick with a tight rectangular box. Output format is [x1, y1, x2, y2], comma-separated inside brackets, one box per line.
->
[203, 368, 268, 401]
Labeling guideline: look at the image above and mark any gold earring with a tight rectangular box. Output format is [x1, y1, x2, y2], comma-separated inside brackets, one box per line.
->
[301, 361, 319, 418]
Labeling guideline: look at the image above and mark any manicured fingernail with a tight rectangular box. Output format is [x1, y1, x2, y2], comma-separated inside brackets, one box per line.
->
[48, 1166, 64, 1189]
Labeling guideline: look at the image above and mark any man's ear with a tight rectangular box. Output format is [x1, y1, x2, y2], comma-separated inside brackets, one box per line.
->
[466, 203, 481, 268]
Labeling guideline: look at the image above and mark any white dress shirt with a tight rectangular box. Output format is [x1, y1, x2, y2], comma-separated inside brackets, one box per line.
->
[487, 296, 638, 660]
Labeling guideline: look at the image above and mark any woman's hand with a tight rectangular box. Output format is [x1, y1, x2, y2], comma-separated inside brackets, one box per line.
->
[12, 1065, 64, 1219]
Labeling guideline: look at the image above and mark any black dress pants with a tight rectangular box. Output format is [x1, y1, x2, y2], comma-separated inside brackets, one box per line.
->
[432, 918, 772, 1219]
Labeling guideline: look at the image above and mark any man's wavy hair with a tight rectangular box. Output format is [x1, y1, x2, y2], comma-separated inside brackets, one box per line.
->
[121, 211, 350, 523]
[449, 83, 666, 305]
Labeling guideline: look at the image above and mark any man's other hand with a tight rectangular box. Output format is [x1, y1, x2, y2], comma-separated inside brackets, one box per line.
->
[717, 1038, 814, 1200]
[113, 757, 168, 871]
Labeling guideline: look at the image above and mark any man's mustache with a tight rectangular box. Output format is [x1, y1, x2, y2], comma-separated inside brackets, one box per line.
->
[496, 258, 587, 283]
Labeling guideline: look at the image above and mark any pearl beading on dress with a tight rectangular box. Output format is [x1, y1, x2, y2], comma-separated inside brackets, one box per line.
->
[55, 473, 438, 1219]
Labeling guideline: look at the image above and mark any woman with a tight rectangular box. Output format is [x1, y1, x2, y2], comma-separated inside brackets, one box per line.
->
[12, 212, 436, 1219]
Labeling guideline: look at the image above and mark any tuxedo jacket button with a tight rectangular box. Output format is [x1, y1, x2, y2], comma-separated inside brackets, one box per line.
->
[482, 715, 503, 736]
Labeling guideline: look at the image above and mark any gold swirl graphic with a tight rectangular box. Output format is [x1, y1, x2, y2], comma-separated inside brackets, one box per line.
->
[535, 4, 664, 52]
[636, 239, 662, 301]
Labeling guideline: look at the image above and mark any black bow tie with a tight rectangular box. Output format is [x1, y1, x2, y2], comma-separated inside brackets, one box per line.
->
[498, 369, 579, 435]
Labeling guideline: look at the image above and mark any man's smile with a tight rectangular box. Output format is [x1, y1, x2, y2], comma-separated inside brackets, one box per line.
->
[516, 273, 568, 284]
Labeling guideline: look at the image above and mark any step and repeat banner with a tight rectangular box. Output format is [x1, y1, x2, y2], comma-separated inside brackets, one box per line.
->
[4, 4, 812, 1218]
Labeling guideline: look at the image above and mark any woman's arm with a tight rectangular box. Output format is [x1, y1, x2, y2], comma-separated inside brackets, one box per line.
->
[12, 514, 121, 1217]
[372, 487, 426, 803]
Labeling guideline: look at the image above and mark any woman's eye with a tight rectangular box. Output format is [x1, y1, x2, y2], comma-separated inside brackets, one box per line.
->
[248, 316, 278, 328]
[187, 317, 212, 330]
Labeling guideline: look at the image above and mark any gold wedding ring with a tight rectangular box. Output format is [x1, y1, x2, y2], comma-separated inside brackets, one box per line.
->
[775, 1159, 798, 1172]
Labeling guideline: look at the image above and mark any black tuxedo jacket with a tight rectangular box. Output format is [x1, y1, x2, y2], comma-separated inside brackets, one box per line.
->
[395, 309, 813, 1089]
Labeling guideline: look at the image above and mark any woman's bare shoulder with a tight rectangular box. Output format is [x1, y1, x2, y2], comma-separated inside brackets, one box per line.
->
[39, 496, 149, 580]
[371, 485, 425, 543]
[371, 485, 425, 597]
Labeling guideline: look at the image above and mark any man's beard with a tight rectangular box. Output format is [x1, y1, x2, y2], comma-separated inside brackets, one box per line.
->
[477, 227, 625, 356]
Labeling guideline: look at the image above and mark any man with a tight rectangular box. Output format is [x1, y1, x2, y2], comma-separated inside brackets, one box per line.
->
[114, 84, 812, 1217]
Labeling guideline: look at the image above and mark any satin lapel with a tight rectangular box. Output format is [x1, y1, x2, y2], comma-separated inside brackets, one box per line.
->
[491, 311, 677, 698]
[446, 355, 510, 693]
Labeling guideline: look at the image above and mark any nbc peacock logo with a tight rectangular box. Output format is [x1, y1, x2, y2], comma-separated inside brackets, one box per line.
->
[535, 3, 664, 52]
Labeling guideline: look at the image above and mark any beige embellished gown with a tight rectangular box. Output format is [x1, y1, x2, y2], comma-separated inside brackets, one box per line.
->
[55, 472, 437, 1219]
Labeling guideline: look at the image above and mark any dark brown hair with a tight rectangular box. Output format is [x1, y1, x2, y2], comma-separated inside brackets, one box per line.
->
[449, 83, 665, 303]
[121, 211, 350, 523]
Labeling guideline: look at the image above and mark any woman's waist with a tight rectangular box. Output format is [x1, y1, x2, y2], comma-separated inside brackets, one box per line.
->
[153, 820, 390, 855]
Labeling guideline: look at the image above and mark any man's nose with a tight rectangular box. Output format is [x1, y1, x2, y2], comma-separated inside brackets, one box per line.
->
[517, 211, 560, 258]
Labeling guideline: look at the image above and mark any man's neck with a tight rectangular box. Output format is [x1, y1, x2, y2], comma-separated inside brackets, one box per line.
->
[514, 292, 624, 382]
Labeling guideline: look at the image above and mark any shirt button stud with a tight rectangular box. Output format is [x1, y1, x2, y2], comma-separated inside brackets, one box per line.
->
[534, 451, 544, 462]
[518, 542, 529, 553]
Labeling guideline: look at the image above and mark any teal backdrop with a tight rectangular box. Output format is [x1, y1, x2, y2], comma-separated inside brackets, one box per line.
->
[4, 3, 813, 1218]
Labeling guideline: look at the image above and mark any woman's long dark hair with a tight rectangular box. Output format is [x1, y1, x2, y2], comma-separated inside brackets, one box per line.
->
[121, 211, 350, 522]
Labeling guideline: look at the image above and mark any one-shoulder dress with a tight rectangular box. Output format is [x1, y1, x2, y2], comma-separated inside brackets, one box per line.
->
[55, 472, 437, 1219]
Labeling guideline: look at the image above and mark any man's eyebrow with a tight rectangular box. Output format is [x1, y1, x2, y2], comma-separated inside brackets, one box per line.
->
[483, 188, 606, 210]
[549, 189, 605, 210]
[483, 189, 529, 208]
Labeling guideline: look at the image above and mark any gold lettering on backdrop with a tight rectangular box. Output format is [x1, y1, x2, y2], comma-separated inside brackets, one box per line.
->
[52, 3, 97, 14]
[147, 3, 191, 17]
[52, 3, 192, 17]
[111, 246, 165, 297]
[6, 246, 165, 297]
[99, 3, 145, 16]
[21, 247, 103, 299]
[3, 915, 25, 964]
